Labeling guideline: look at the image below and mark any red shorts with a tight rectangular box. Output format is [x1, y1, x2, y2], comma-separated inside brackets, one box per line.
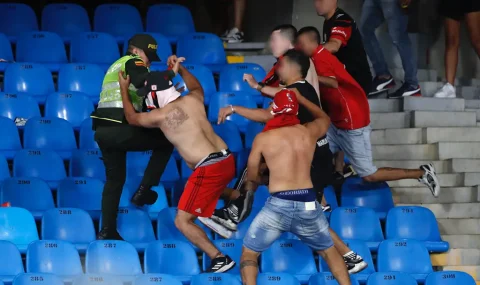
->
[178, 153, 235, 217]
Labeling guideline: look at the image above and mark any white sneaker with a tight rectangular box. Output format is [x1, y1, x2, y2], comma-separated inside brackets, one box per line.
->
[434, 83, 456, 98]
[221, 27, 244, 43]
[418, 163, 440, 197]
[198, 217, 233, 239]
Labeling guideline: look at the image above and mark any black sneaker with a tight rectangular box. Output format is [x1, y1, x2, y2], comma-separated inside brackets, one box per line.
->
[332, 171, 345, 182]
[131, 189, 158, 207]
[389, 83, 421, 98]
[343, 252, 368, 274]
[97, 228, 124, 241]
[211, 208, 238, 231]
[207, 255, 236, 273]
[369, 76, 395, 95]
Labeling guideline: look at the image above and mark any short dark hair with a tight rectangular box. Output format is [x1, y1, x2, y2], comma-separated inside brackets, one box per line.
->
[272, 24, 297, 45]
[283, 49, 310, 78]
[297, 26, 321, 45]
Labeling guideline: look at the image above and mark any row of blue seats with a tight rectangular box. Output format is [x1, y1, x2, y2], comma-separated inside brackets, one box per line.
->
[1, 3, 194, 43]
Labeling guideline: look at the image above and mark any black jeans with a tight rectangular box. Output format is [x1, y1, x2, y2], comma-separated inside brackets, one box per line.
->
[94, 124, 173, 230]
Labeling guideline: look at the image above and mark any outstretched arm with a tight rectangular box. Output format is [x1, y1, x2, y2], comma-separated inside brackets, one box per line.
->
[290, 88, 330, 139]
[217, 105, 273, 124]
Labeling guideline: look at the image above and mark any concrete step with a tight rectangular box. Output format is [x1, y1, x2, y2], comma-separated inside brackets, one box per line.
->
[467, 109, 480, 121]
[441, 266, 480, 281]
[452, 159, 480, 173]
[368, 99, 401, 113]
[387, 173, 463, 187]
[392, 187, 479, 204]
[431, 249, 480, 266]
[438, 143, 480, 160]
[374, 160, 451, 173]
[459, 86, 480, 100]
[426, 128, 480, 143]
[403, 97, 465, 112]
[392, 68, 437, 82]
[419, 81, 443, 97]
[371, 128, 424, 145]
[398, 203, 480, 219]
[372, 144, 438, 160]
[370, 112, 410, 129]
[413, 111, 477, 127]
[464, 174, 480, 187]
[466, 100, 480, 109]
[438, 218, 480, 235]
[442, 235, 480, 249]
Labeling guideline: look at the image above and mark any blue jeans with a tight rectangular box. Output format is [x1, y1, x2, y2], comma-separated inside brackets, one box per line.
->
[360, 0, 418, 86]
[243, 196, 333, 252]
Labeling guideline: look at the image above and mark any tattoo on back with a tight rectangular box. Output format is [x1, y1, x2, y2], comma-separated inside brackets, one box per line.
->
[240, 260, 258, 270]
[162, 107, 189, 130]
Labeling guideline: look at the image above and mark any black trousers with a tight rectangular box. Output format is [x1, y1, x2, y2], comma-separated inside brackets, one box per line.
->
[94, 124, 174, 230]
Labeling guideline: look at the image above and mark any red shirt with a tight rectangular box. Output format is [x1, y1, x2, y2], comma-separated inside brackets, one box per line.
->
[262, 55, 284, 88]
[311, 46, 370, 130]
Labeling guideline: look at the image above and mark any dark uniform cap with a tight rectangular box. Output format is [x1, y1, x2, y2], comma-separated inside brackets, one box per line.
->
[137, 71, 174, 98]
[128, 34, 161, 62]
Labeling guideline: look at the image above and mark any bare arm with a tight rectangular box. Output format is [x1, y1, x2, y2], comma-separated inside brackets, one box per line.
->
[259, 85, 282, 98]
[217, 105, 273, 124]
[290, 88, 330, 139]
[323, 39, 342, 54]
[244, 134, 265, 192]
[178, 64, 204, 102]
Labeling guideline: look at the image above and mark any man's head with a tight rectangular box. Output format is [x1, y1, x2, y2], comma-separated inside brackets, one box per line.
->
[127, 34, 161, 66]
[269, 24, 297, 58]
[138, 71, 181, 109]
[296, 26, 321, 57]
[277, 49, 310, 83]
[314, 0, 338, 17]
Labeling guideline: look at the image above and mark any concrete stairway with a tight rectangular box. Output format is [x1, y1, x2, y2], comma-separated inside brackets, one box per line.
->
[369, 96, 480, 283]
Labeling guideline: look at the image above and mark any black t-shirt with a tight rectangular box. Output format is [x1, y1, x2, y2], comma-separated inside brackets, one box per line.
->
[323, 8, 372, 94]
[286, 81, 320, 125]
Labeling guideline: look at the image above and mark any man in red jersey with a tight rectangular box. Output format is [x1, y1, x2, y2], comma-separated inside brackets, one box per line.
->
[297, 27, 440, 198]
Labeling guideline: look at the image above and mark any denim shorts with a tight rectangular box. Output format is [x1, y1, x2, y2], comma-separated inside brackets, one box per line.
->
[327, 124, 378, 177]
[243, 196, 333, 252]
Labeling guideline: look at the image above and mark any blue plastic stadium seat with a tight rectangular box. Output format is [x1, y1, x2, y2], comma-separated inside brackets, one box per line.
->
[57, 177, 104, 220]
[386, 206, 449, 253]
[319, 240, 375, 282]
[41, 4, 91, 42]
[144, 240, 201, 284]
[79, 119, 99, 149]
[203, 239, 242, 274]
[258, 273, 300, 285]
[23, 117, 77, 159]
[45, 92, 94, 130]
[13, 273, 63, 285]
[146, 4, 195, 43]
[309, 273, 359, 285]
[0, 241, 24, 284]
[127, 152, 180, 189]
[13, 149, 67, 189]
[0, 117, 21, 159]
[176, 33, 226, 72]
[123, 33, 172, 64]
[146, 184, 169, 219]
[70, 149, 105, 181]
[70, 32, 120, 72]
[171, 64, 217, 104]
[341, 177, 394, 220]
[1, 177, 55, 220]
[262, 239, 318, 283]
[254, 186, 270, 208]
[86, 240, 143, 283]
[4, 63, 55, 104]
[329, 207, 384, 251]
[107, 208, 156, 251]
[0, 207, 38, 252]
[366, 272, 418, 285]
[0, 155, 10, 182]
[212, 121, 244, 153]
[208, 92, 258, 133]
[134, 274, 183, 285]
[191, 274, 241, 285]
[0, 93, 41, 123]
[219, 63, 267, 104]
[0, 3, 38, 42]
[94, 4, 143, 43]
[27, 240, 83, 283]
[0, 33, 13, 72]
[245, 122, 265, 149]
[16, 32, 67, 72]
[425, 271, 476, 285]
[58, 64, 104, 102]
[377, 239, 433, 283]
[323, 186, 338, 209]
[72, 274, 123, 285]
[41, 208, 96, 252]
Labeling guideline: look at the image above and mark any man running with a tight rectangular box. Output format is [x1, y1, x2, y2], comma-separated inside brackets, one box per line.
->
[118, 55, 235, 273]
[239, 89, 351, 285]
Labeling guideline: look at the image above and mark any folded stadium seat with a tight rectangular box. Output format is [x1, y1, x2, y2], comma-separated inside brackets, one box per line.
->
[126, 152, 180, 190]
[4, 63, 55, 104]
[0, 33, 14, 72]
[0, 155, 9, 182]
[258, 273, 301, 285]
[41, 3, 91, 43]
[214, 207, 261, 240]
[56, 177, 104, 220]
[208, 92, 258, 133]
[0, 241, 24, 284]
[341, 176, 394, 220]
[0, 207, 38, 253]
[191, 274, 241, 285]
[176, 33, 227, 73]
[45, 92, 95, 130]
[319, 239, 375, 282]
[308, 273, 359, 285]
[366, 272, 418, 285]
[41, 208, 96, 253]
[202, 239, 242, 274]
[94, 4, 143, 43]
[254, 186, 270, 208]
[329, 207, 384, 251]
[146, 4, 195, 44]
[0, 3, 38, 43]
[13, 273, 63, 285]
[261, 239, 318, 284]
[134, 274, 183, 285]
[13, 149, 67, 189]
[70, 32, 120, 72]
[79, 119, 99, 149]
[69, 149, 105, 181]
[27, 240, 83, 283]
[0, 93, 41, 124]
[86, 240, 143, 283]
[1, 177, 55, 220]
[146, 184, 169, 219]
[144, 240, 201, 284]
[23, 117, 77, 160]
[171, 64, 217, 105]
[377, 239, 433, 283]
[386, 206, 449, 253]
[219, 63, 267, 104]
[245, 122, 265, 149]
[425, 271, 476, 285]
[263, 97, 273, 109]
[72, 274, 124, 285]
[0, 117, 21, 159]
[58, 64, 104, 103]
[16, 32, 68, 72]
[123, 33, 172, 65]
[212, 121, 243, 153]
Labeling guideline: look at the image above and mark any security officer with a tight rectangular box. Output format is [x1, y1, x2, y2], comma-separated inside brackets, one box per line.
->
[91, 34, 175, 240]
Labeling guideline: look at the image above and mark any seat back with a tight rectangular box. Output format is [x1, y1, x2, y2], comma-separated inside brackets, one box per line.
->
[0, 3, 38, 38]
[219, 63, 267, 96]
[26, 240, 83, 276]
[245, 122, 265, 149]
[45, 92, 94, 128]
[13, 149, 66, 183]
[323, 186, 339, 209]
[377, 239, 433, 275]
[57, 178, 104, 211]
[69, 150, 105, 181]
[2, 177, 55, 212]
[386, 206, 443, 241]
[23, 117, 77, 154]
[86, 240, 142, 275]
[341, 177, 394, 214]
[0, 207, 38, 246]
[208, 92, 257, 132]
[0, 33, 13, 61]
[309, 273, 359, 285]
[177, 33, 226, 65]
[94, 4, 143, 38]
[144, 240, 200, 276]
[171, 64, 216, 102]
[146, 4, 195, 39]
[123, 33, 172, 63]
[110, 208, 156, 243]
[191, 274, 240, 285]
[212, 121, 243, 153]
[41, 3, 90, 37]
[0, 155, 10, 182]
[4, 63, 55, 99]
[330, 207, 384, 242]
[79, 119, 99, 149]
[366, 272, 418, 285]
[41, 208, 95, 244]
[13, 273, 63, 285]
[425, 271, 476, 285]
[16, 32, 67, 64]
[0, 117, 22, 155]
[0, 93, 40, 121]
[127, 152, 179, 183]
[72, 274, 123, 285]
[70, 32, 120, 65]
[58, 64, 104, 99]
[0, 240, 24, 276]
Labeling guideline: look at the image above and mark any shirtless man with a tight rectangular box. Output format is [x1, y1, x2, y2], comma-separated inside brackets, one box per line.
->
[118, 55, 236, 273]
[240, 89, 351, 285]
